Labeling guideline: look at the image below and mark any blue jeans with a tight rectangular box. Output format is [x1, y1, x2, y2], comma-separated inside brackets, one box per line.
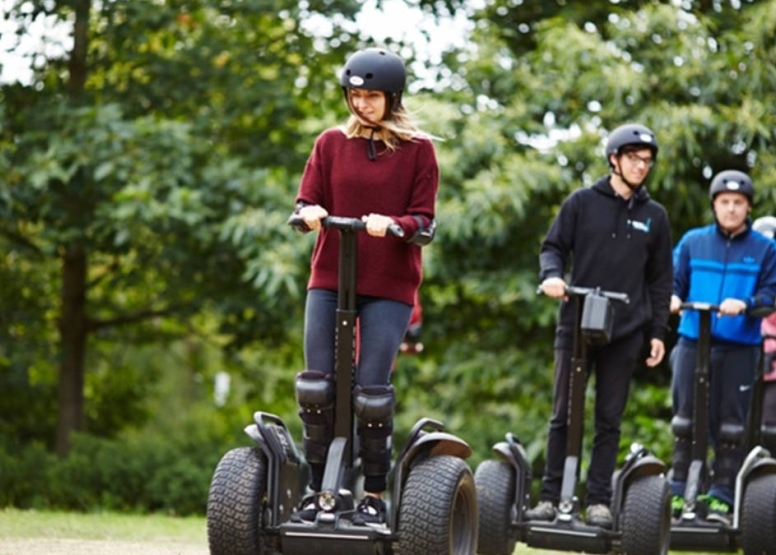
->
[303, 288, 412, 493]
[304, 288, 413, 386]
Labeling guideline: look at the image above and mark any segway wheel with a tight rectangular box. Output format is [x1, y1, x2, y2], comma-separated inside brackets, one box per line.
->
[620, 475, 671, 555]
[207, 447, 269, 555]
[397, 455, 478, 555]
[741, 473, 776, 555]
[474, 460, 517, 555]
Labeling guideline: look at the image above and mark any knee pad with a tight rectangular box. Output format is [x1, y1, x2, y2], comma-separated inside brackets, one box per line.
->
[714, 422, 746, 489]
[671, 416, 692, 482]
[719, 422, 745, 449]
[354, 385, 395, 478]
[671, 415, 692, 440]
[296, 371, 335, 464]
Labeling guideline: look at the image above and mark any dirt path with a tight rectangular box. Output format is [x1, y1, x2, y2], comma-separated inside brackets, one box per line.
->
[0, 538, 209, 555]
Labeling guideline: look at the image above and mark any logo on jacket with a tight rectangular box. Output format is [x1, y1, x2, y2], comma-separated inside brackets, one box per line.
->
[628, 218, 651, 233]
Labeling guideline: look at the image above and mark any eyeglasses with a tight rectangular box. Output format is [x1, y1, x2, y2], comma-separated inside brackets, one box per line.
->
[623, 152, 654, 168]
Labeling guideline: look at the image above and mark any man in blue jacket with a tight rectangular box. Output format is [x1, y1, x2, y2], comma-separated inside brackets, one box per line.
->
[669, 170, 776, 525]
[527, 123, 674, 528]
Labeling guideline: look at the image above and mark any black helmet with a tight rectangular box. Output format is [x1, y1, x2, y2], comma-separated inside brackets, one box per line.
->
[753, 216, 776, 239]
[605, 123, 659, 162]
[340, 48, 405, 93]
[340, 48, 405, 115]
[709, 170, 754, 203]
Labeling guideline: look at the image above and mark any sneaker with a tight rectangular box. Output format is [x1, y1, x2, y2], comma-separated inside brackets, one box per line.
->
[524, 500, 557, 521]
[671, 495, 684, 518]
[585, 504, 613, 528]
[352, 495, 387, 526]
[291, 494, 319, 523]
[704, 495, 731, 526]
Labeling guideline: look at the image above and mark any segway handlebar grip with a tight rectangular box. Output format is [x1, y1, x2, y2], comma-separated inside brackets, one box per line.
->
[288, 214, 404, 238]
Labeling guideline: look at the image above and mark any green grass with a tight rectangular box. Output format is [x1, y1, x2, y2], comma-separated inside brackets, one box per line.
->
[0, 508, 206, 543]
[0, 508, 714, 554]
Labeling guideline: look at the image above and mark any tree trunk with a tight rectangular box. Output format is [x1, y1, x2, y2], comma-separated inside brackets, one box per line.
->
[55, 0, 91, 457]
[55, 245, 88, 456]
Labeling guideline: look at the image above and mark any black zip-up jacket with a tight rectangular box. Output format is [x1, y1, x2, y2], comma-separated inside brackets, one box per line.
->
[539, 176, 674, 349]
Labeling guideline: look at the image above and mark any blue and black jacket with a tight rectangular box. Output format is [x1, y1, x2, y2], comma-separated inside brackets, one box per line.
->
[674, 221, 776, 345]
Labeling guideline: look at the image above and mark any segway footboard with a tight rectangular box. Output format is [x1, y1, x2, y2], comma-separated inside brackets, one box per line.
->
[280, 517, 395, 555]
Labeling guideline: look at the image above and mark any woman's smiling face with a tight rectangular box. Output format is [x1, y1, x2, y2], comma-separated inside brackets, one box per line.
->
[347, 88, 387, 125]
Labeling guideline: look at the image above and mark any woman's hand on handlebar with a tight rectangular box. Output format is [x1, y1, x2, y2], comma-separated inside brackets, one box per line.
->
[539, 277, 567, 299]
[362, 213, 397, 238]
[670, 294, 683, 314]
[298, 205, 328, 231]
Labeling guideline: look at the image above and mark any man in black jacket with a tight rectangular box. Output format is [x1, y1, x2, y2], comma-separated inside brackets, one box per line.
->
[525, 123, 674, 528]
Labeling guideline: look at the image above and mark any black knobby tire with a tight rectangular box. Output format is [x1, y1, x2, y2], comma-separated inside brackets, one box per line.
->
[741, 473, 776, 555]
[620, 474, 671, 555]
[397, 455, 478, 555]
[207, 447, 269, 555]
[474, 460, 517, 555]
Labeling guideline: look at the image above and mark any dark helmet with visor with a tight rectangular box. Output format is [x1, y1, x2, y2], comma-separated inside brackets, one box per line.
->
[753, 216, 776, 240]
[709, 170, 754, 203]
[340, 48, 406, 114]
[605, 123, 658, 166]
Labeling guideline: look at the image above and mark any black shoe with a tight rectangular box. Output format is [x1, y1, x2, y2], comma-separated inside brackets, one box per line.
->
[291, 494, 319, 523]
[524, 500, 557, 521]
[352, 495, 387, 526]
[585, 504, 613, 528]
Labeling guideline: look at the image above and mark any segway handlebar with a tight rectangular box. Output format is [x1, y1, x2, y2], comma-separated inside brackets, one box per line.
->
[536, 284, 630, 304]
[679, 301, 720, 313]
[288, 214, 404, 238]
[678, 300, 774, 318]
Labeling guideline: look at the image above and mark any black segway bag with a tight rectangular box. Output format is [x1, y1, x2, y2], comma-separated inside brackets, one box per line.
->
[581, 293, 613, 344]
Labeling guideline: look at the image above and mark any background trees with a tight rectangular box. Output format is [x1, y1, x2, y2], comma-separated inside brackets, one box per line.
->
[2, 0, 775, 511]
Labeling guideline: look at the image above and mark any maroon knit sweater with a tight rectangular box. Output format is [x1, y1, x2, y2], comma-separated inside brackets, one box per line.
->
[295, 127, 438, 306]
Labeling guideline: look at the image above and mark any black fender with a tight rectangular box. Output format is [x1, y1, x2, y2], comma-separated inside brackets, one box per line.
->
[243, 411, 305, 527]
[737, 445, 776, 491]
[400, 430, 472, 465]
[489, 434, 533, 519]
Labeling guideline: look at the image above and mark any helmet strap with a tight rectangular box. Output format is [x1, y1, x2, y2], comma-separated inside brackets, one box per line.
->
[611, 154, 647, 192]
[366, 127, 378, 161]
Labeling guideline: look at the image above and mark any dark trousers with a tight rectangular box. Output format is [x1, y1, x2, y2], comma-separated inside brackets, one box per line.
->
[765, 382, 776, 426]
[764, 382, 776, 453]
[539, 331, 643, 507]
[669, 340, 758, 505]
[303, 288, 412, 492]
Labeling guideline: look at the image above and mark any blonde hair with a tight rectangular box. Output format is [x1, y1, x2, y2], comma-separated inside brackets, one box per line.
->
[341, 96, 431, 152]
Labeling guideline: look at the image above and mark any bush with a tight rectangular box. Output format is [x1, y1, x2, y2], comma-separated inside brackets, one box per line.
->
[1, 429, 237, 515]
[0, 440, 55, 508]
